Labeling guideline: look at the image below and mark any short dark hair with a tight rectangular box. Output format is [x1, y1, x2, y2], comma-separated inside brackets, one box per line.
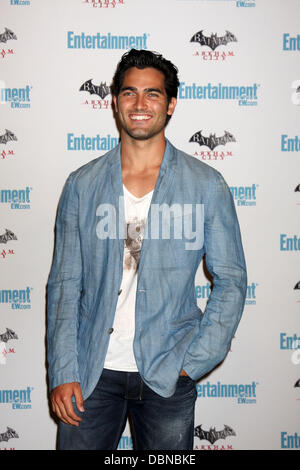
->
[111, 49, 180, 103]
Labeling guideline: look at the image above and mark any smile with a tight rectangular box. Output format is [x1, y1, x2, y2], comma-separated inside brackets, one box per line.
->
[129, 114, 152, 121]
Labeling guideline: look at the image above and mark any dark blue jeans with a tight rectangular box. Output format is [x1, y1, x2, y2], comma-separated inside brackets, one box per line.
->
[57, 368, 197, 450]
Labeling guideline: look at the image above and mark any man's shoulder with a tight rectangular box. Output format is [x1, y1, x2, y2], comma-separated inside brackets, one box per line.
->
[173, 143, 223, 182]
[67, 144, 119, 189]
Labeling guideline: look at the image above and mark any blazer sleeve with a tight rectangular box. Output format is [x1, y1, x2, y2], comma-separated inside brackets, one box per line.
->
[47, 172, 82, 391]
[183, 171, 247, 380]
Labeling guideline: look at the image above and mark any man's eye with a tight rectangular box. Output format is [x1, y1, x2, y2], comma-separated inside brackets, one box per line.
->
[148, 93, 159, 98]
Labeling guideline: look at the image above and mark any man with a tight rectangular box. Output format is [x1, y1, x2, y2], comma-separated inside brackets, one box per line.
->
[47, 49, 247, 450]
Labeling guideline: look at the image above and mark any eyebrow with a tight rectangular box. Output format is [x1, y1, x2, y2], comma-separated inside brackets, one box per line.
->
[120, 86, 164, 95]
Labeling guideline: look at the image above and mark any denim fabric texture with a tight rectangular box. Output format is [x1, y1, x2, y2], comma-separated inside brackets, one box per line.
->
[47, 139, 247, 400]
[57, 368, 197, 450]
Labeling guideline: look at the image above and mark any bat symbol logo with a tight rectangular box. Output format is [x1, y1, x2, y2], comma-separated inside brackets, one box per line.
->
[79, 79, 111, 99]
[294, 281, 300, 290]
[194, 424, 236, 444]
[0, 129, 17, 145]
[0, 328, 18, 343]
[0, 427, 19, 443]
[190, 30, 237, 51]
[0, 229, 17, 244]
[0, 28, 17, 44]
[189, 130, 236, 151]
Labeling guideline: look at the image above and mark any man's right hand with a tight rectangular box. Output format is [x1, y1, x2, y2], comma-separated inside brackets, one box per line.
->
[51, 382, 84, 427]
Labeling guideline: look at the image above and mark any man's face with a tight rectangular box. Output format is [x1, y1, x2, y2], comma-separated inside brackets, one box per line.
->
[113, 67, 177, 141]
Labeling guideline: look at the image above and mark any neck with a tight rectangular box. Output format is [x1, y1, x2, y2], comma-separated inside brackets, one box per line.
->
[120, 131, 166, 172]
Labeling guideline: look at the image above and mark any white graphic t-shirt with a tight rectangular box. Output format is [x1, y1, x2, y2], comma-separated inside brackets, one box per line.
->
[104, 185, 153, 371]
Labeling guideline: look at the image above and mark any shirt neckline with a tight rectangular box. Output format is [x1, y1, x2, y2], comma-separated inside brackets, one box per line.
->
[123, 184, 154, 202]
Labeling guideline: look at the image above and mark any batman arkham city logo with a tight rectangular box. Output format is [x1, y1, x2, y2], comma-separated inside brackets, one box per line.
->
[0, 229, 17, 244]
[80, 79, 111, 99]
[189, 130, 236, 161]
[0, 28, 17, 43]
[0, 328, 18, 343]
[191, 30, 237, 50]
[0, 130, 17, 145]
[0, 328, 18, 365]
[190, 130, 236, 150]
[0, 427, 19, 443]
[194, 424, 236, 445]
[190, 29, 237, 60]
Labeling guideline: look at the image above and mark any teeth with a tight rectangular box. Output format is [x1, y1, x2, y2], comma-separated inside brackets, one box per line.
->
[130, 115, 151, 120]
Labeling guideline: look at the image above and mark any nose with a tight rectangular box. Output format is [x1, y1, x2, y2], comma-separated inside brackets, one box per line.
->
[134, 93, 147, 111]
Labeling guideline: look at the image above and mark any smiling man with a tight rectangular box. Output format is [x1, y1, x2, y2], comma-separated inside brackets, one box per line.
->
[47, 49, 247, 450]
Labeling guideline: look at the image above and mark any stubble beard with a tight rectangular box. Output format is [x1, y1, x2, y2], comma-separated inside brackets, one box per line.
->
[122, 125, 165, 141]
[119, 105, 170, 142]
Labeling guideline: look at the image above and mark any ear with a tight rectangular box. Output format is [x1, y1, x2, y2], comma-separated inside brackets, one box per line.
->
[167, 97, 177, 116]
[113, 95, 118, 113]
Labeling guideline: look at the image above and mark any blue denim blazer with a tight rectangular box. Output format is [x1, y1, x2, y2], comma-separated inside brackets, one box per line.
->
[47, 139, 247, 399]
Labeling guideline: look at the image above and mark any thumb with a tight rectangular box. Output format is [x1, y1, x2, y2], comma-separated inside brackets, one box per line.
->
[73, 383, 85, 412]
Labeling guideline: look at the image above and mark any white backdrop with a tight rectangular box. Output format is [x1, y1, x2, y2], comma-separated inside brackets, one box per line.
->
[0, 0, 299, 451]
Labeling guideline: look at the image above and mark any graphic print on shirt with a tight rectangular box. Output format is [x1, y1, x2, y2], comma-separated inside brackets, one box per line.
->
[124, 217, 147, 271]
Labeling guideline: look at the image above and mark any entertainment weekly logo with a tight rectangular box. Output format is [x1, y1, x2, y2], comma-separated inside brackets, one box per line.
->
[196, 381, 258, 405]
[283, 34, 300, 51]
[280, 234, 300, 252]
[0, 187, 32, 209]
[190, 29, 237, 61]
[0, 386, 33, 409]
[280, 333, 300, 366]
[281, 134, 300, 152]
[0, 287, 32, 310]
[281, 432, 300, 449]
[67, 133, 118, 151]
[96, 200, 205, 250]
[176, 0, 255, 8]
[10, 0, 30, 5]
[179, 82, 259, 106]
[67, 31, 148, 50]
[0, 82, 32, 109]
[230, 184, 258, 207]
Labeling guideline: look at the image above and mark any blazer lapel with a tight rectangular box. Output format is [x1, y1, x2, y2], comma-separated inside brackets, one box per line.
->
[137, 140, 177, 277]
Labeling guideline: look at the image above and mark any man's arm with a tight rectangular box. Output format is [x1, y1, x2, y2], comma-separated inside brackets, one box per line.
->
[183, 171, 247, 381]
[47, 173, 84, 425]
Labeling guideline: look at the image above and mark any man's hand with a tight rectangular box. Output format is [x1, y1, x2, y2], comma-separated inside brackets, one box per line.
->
[51, 382, 84, 427]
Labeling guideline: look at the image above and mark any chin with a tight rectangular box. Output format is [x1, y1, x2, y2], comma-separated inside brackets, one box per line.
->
[124, 126, 166, 141]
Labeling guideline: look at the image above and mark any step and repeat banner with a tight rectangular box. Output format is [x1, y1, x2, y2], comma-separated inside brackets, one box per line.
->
[0, 0, 299, 451]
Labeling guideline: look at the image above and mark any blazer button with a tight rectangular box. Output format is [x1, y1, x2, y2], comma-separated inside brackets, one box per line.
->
[108, 328, 114, 334]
